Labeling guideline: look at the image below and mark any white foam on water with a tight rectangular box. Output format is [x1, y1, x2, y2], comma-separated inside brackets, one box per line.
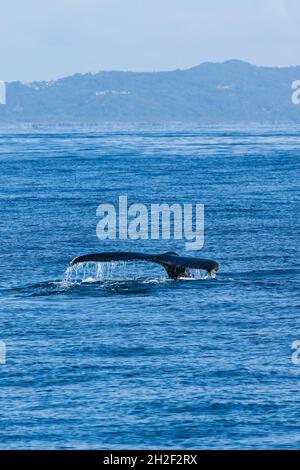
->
[82, 277, 97, 284]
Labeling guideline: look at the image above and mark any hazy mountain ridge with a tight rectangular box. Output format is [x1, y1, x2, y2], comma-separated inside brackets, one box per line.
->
[1, 60, 300, 123]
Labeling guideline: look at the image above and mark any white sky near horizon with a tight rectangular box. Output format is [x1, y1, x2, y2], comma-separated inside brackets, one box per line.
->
[1, 0, 300, 82]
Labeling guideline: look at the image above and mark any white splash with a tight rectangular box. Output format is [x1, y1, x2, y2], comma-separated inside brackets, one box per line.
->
[62, 261, 120, 284]
[184, 269, 211, 280]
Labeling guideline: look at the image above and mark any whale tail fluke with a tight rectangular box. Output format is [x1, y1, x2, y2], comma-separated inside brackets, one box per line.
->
[69, 251, 219, 280]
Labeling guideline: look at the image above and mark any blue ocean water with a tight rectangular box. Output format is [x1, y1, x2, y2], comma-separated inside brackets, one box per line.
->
[0, 124, 299, 450]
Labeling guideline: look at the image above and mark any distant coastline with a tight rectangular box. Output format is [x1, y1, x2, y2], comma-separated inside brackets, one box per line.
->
[1, 60, 300, 124]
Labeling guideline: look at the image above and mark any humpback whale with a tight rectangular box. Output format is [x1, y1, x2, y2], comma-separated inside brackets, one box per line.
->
[69, 252, 219, 280]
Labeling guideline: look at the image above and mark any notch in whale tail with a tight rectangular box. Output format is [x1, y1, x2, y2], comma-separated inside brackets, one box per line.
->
[69, 251, 219, 279]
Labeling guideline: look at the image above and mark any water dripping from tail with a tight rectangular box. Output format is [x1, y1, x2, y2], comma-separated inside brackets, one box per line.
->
[62, 261, 121, 285]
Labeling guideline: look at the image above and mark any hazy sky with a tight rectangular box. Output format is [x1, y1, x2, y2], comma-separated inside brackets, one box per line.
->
[1, 0, 300, 82]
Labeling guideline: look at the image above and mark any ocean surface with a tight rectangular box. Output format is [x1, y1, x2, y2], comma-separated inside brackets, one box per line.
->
[0, 124, 299, 450]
